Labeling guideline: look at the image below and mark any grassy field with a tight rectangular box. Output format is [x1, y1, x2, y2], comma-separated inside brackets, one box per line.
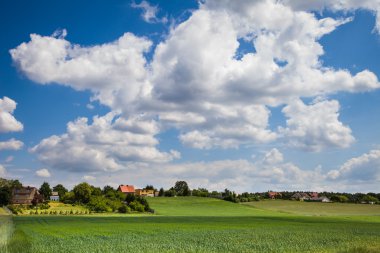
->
[3, 198, 380, 253]
[242, 200, 380, 216]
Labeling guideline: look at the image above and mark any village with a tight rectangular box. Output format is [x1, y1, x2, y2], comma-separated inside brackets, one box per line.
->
[2, 176, 378, 215]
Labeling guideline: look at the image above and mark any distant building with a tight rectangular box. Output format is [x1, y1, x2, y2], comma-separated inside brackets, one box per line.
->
[309, 192, 319, 198]
[291, 192, 310, 201]
[309, 196, 331, 202]
[135, 189, 155, 197]
[268, 191, 282, 199]
[11, 186, 43, 205]
[50, 192, 59, 201]
[118, 185, 135, 195]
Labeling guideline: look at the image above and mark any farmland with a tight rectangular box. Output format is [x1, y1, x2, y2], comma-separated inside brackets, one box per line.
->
[1, 197, 380, 253]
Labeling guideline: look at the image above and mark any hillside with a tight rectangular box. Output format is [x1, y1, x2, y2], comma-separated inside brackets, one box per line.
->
[148, 196, 281, 216]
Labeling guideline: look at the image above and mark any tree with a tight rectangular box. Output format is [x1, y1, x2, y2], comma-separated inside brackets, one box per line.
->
[145, 185, 156, 191]
[52, 184, 68, 199]
[158, 187, 164, 197]
[173, 181, 191, 196]
[0, 187, 11, 205]
[39, 182, 52, 200]
[73, 182, 92, 204]
[91, 186, 102, 196]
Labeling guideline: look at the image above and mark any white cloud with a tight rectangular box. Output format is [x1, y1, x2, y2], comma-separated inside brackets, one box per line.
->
[5, 156, 14, 163]
[279, 99, 355, 152]
[262, 148, 284, 164]
[36, 168, 51, 178]
[30, 112, 180, 172]
[327, 149, 380, 182]
[0, 139, 24, 151]
[131, 1, 167, 24]
[282, 0, 380, 33]
[83, 175, 96, 181]
[9, 0, 380, 154]
[10, 32, 152, 112]
[0, 165, 6, 177]
[0, 97, 23, 133]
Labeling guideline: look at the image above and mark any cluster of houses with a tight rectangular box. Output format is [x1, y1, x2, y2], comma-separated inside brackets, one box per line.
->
[268, 191, 331, 202]
[10, 184, 158, 205]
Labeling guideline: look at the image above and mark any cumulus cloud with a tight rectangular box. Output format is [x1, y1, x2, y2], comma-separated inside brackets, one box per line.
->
[5, 156, 14, 163]
[0, 139, 24, 151]
[279, 99, 355, 152]
[30, 112, 180, 172]
[9, 0, 380, 155]
[131, 1, 167, 24]
[0, 165, 6, 177]
[0, 97, 23, 133]
[327, 149, 380, 182]
[75, 149, 327, 192]
[35, 168, 51, 178]
[83, 175, 96, 181]
[282, 0, 380, 33]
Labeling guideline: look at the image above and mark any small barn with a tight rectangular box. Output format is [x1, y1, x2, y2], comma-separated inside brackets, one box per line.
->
[50, 192, 60, 201]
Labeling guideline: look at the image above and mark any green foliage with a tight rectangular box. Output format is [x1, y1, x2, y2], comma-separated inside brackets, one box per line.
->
[118, 204, 131, 213]
[61, 191, 75, 204]
[73, 182, 92, 204]
[158, 187, 164, 197]
[39, 182, 52, 200]
[129, 200, 145, 212]
[173, 181, 190, 196]
[0, 187, 11, 205]
[191, 188, 209, 197]
[331, 195, 350, 203]
[164, 189, 176, 197]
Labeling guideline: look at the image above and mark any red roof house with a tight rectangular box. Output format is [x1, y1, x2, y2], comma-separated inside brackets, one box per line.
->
[117, 185, 135, 195]
[268, 191, 282, 199]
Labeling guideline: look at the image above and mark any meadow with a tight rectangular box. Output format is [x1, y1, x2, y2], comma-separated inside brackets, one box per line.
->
[1, 198, 380, 253]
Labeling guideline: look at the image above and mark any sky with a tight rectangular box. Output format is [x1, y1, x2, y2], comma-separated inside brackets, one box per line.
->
[1, 0, 380, 193]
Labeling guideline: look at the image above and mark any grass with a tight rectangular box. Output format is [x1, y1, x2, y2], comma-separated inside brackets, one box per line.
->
[4, 198, 380, 253]
[241, 200, 380, 216]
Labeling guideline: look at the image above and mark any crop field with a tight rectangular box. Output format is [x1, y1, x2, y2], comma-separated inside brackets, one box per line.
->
[2, 198, 380, 253]
[242, 200, 380, 216]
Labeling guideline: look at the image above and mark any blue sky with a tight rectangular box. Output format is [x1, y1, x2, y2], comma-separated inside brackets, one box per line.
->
[1, 0, 380, 192]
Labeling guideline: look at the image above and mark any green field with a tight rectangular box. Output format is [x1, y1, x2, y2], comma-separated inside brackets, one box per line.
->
[1, 198, 380, 253]
[242, 200, 380, 216]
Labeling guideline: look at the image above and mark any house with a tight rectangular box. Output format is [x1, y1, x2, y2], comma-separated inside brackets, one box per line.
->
[291, 192, 310, 201]
[309, 192, 319, 198]
[135, 189, 155, 197]
[50, 192, 59, 201]
[268, 191, 282, 199]
[118, 185, 135, 196]
[11, 186, 43, 205]
[309, 196, 331, 202]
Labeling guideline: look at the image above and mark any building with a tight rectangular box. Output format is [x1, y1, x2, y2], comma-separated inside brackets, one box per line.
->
[268, 191, 282, 199]
[11, 186, 43, 205]
[135, 189, 155, 197]
[291, 192, 310, 201]
[309, 196, 331, 202]
[50, 192, 59, 201]
[118, 185, 135, 195]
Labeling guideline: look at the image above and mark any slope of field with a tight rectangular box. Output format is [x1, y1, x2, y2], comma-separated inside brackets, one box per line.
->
[5, 197, 380, 253]
[242, 200, 380, 216]
[148, 196, 280, 216]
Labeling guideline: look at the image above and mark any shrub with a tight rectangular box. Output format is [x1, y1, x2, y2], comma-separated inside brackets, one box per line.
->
[118, 205, 131, 213]
[129, 201, 145, 212]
